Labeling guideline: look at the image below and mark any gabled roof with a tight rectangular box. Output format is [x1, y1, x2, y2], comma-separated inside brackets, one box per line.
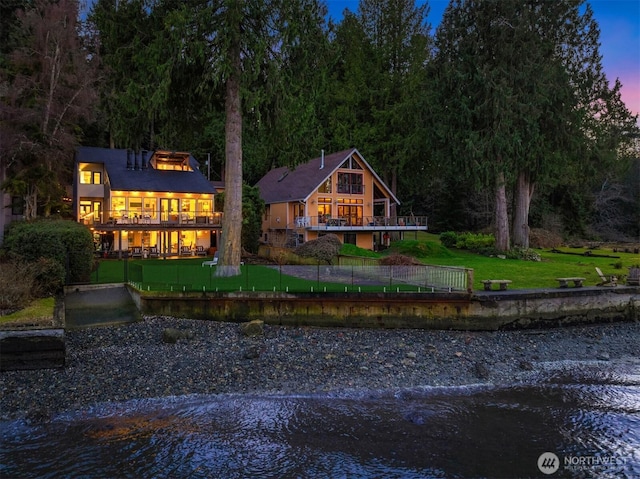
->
[255, 148, 400, 205]
[76, 146, 217, 194]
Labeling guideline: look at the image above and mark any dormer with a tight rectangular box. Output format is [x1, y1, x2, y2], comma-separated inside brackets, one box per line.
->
[151, 150, 193, 171]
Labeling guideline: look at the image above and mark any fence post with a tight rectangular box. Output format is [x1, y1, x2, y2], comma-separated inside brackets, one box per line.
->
[466, 268, 474, 293]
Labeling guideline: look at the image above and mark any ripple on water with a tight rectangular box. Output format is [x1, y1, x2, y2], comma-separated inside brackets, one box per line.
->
[1, 380, 638, 479]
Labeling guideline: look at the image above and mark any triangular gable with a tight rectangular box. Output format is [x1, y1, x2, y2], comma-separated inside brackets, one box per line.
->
[255, 148, 400, 205]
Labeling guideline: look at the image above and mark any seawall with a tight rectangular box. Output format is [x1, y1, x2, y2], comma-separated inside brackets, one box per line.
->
[129, 285, 640, 331]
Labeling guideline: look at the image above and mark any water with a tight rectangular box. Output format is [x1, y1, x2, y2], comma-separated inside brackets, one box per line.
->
[2, 362, 639, 479]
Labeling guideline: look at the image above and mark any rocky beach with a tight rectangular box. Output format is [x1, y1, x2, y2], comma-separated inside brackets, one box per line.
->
[1, 316, 639, 422]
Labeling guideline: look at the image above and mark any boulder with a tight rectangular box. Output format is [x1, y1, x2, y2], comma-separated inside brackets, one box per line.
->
[162, 328, 194, 344]
[240, 320, 264, 337]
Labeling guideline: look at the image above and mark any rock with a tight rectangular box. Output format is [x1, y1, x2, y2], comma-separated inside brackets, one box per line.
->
[406, 351, 417, 359]
[240, 320, 264, 337]
[597, 352, 610, 361]
[474, 361, 490, 379]
[244, 346, 261, 359]
[519, 360, 534, 371]
[162, 328, 194, 344]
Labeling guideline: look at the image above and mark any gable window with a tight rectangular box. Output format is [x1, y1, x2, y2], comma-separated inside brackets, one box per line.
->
[337, 172, 363, 194]
[339, 157, 363, 170]
[318, 177, 332, 194]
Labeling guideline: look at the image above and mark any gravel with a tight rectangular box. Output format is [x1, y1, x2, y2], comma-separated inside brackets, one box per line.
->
[1, 317, 639, 422]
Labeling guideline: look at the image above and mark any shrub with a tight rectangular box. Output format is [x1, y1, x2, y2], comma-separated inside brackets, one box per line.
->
[505, 248, 542, 262]
[455, 232, 495, 251]
[3, 219, 94, 287]
[295, 234, 342, 264]
[379, 254, 422, 266]
[439, 231, 458, 249]
[0, 260, 39, 311]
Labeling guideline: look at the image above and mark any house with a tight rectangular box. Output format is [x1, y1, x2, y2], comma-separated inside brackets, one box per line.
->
[255, 148, 427, 250]
[74, 147, 221, 257]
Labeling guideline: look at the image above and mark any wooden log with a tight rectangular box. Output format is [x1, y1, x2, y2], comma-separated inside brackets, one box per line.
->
[0, 329, 65, 371]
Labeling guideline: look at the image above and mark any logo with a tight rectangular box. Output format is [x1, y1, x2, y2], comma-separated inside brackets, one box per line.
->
[538, 452, 560, 475]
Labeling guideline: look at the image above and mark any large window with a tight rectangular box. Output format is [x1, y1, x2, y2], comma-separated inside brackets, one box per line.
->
[317, 197, 331, 223]
[80, 170, 101, 184]
[112, 197, 126, 217]
[337, 172, 363, 194]
[143, 198, 157, 220]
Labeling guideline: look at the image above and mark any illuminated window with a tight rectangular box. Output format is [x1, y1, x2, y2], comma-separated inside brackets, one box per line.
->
[80, 171, 101, 184]
[318, 177, 332, 193]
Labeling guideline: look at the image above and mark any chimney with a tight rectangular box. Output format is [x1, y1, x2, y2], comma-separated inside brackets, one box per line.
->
[134, 150, 140, 170]
[141, 150, 148, 169]
[320, 149, 324, 169]
[126, 149, 133, 170]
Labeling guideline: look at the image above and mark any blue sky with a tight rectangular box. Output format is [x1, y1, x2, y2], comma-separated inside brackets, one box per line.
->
[326, 0, 640, 117]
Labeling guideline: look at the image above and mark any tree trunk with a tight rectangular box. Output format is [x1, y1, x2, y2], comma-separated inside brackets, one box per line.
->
[513, 171, 535, 249]
[215, 28, 243, 277]
[494, 170, 510, 252]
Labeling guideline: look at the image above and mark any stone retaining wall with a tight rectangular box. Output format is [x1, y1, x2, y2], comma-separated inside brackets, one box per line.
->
[130, 285, 640, 331]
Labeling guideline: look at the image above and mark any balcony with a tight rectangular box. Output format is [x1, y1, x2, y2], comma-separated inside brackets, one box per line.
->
[79, 210, 223, 230]
[287, 215, 428, 231]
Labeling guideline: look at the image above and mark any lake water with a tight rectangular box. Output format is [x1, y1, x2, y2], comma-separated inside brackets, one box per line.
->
[1, 361, 638, 478]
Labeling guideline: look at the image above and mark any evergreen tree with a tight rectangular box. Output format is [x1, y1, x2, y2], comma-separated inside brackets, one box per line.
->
[430, 0, 637, 250]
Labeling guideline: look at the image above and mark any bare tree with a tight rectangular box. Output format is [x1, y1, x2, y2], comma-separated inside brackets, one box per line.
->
[0, 0, 99, 218]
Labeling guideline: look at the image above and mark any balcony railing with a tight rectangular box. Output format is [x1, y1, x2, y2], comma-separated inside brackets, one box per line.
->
[79, 210, 223, 227]
[287, 215, 428, 229]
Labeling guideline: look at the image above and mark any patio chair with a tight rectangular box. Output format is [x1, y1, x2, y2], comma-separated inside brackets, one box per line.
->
[202, 251, 219, 267]
[195, 245, 207, 256]
[180, 246, 192, 256]
[595, 267, 617, 287]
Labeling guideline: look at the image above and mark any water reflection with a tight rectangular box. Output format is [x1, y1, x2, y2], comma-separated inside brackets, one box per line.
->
[1, 365, 639, 478]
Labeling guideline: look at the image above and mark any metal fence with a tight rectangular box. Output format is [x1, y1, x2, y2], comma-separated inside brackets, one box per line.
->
[99, 261, 473, 293]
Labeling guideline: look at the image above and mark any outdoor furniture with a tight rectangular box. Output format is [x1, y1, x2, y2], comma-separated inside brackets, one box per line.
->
[202, 251, 219, 266]
[595, 267, 617, 286]
[180, 246, 193, 256]
[195, 245, 207, 256]
[148, 246, 159, 258]
[556, 277, 585, 288]
[130, 246, 143, 258]
[627, 267, 640, 286]
[481, 279, 512, 291]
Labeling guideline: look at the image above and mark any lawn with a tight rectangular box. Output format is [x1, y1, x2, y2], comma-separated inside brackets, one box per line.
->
[94, 257, 427, 293]
[90, 236, 640, 292]
[408, 232, 639, 290]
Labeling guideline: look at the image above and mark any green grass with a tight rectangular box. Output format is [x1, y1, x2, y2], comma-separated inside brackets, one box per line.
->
[0, 297, 55, 325]
[411, 232, 639, 289]
[91, 238, 640, 291]
[95, 257, 424, 293]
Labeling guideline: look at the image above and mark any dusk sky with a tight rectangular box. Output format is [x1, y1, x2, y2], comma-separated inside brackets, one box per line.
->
[327, 0, 640, 118]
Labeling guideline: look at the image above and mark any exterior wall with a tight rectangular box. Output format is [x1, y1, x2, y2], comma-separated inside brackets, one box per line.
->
[76, 160, 219, 255]
[262, 153, 395, 250]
